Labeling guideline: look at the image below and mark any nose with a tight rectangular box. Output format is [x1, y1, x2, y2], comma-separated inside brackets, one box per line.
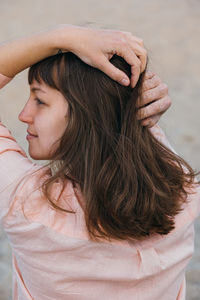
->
[18, 100, 34, 124]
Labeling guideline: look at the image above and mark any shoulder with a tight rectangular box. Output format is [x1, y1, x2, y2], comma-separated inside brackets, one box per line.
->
[149, 124, 176, 153]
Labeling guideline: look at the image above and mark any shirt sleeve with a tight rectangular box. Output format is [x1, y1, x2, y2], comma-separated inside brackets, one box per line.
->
[0, 73, 38, 222]
[149, 124, 176, 153]
[0, 122, 38, 222]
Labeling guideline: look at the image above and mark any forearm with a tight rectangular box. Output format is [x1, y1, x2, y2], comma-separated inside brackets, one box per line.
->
[0, 26, 69, 78]
[0, 25, 148, 87]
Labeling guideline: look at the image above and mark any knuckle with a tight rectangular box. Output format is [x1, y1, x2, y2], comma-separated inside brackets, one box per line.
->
[151, 101, 160, 114]
[146, 90, 153, 100]
[151, 74, 161, 86]
[153, 74, 160, 83]
[147, 119, 155, 128]
[144, 81, 151, 92]
[112, 40, 122, 51]
[146, 71, 154, 78]
[158, 99, 164, 111]
[112, 36, 119, 46]
[156, 76, 162, 85]
[120, 37, 127, 46]
[141, 82, 147, 92]
[115, 35, 126, 47]
[154, 76, 162, 87]
[142, 107, 150, 119]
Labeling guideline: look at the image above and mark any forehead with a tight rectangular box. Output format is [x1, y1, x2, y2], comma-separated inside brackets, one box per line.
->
[30, 80, 50, 94]
[30, 80, 62, 99]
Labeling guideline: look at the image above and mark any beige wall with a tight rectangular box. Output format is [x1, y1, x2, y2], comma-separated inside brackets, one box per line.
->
[0, 0, 200, 299]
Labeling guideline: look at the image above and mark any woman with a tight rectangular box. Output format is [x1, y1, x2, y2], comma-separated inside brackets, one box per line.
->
[0, 25, 198, 300]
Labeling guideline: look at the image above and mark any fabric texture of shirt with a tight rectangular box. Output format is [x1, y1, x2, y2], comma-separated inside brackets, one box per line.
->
[0, 73, 200, 300]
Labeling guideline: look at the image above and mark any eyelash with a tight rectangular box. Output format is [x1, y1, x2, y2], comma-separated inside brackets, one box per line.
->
[35, 98, 44, 105]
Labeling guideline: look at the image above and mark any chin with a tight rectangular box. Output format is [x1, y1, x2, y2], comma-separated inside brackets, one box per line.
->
[29, 150, 48, 160]
[28, 144, 55, 160]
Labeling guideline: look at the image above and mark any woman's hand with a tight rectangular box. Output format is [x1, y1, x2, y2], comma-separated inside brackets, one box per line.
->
[53, 25, 147, 88]
[137, 72, 171, 127]
[0, 24, 147, 87]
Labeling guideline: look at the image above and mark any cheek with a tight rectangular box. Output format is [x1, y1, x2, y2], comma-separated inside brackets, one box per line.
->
[53, 110, 68, 139]
[28, 132, 60, 160]
[32, 106, 68, 153]
[40, 116, 67, 150]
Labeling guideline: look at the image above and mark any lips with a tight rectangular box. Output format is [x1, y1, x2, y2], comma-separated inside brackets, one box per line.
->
[27, 130, 38, 137]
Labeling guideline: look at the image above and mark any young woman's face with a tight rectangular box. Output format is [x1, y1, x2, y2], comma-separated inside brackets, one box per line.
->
[18, 80, 68, 160]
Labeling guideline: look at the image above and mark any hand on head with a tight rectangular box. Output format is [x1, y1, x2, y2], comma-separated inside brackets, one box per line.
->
[56, 26, 170, 127]
[55, 25, 147, 88]
[137, 71, 171, 127]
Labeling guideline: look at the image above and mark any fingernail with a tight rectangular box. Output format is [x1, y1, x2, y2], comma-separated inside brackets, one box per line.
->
[121, 78, 129, 86]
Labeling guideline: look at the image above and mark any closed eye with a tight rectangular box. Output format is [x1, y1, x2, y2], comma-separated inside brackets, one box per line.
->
[35, 98, 45, 105]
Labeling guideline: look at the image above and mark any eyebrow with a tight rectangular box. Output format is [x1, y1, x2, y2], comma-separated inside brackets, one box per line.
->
[30, 87, 46, 93]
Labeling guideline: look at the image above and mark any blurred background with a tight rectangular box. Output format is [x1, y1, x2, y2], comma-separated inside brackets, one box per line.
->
[0, 0, 200, 299]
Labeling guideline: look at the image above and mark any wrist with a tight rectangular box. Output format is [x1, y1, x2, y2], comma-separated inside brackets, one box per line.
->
[46, 24, 77, 54]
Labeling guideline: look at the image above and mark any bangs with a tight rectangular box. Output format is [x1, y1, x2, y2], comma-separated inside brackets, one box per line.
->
[28, 53, 64, 90]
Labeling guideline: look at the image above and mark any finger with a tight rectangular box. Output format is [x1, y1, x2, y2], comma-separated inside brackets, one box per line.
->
[115, 43, 142, 87]
[144, 71, 156, 80]
[140, 114, 161, 127]
[121, 32, 146, 68]
[127, 38, 147, 73]
[128, 35, 144, 47]
[96, 55, 130, 85]
[131, 62, 141, 88]
[138, 82, 168, 108]
[142, 74, 162, 92]
[128, 40, 147, 72]
[133, 37, 144, 47]
[118, 32, 147, 74]
[137, 96, 171, 120]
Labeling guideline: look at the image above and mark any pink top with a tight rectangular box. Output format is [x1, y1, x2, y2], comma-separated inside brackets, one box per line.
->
[0, 73, 200, 300]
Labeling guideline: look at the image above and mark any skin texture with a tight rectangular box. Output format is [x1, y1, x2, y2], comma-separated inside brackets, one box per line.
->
[18, 71, 171, 160]
[0, 25, 146, 87]
[54, 25, 147, 87]
[18, 80, 68, 160]
[138, 71, 171, 127]
[0, 24, 171, 129]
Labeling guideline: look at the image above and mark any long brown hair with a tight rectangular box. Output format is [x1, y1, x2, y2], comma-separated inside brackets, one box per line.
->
[28, 52, 197, 241]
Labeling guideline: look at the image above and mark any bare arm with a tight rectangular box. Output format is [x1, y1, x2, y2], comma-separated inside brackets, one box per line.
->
[0, 30, 57, 78]
[0, 25, 146, 87]
[0, 25, 170, 126]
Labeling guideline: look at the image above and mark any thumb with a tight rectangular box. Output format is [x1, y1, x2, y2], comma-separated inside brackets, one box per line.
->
[96, 56, 130, 86]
